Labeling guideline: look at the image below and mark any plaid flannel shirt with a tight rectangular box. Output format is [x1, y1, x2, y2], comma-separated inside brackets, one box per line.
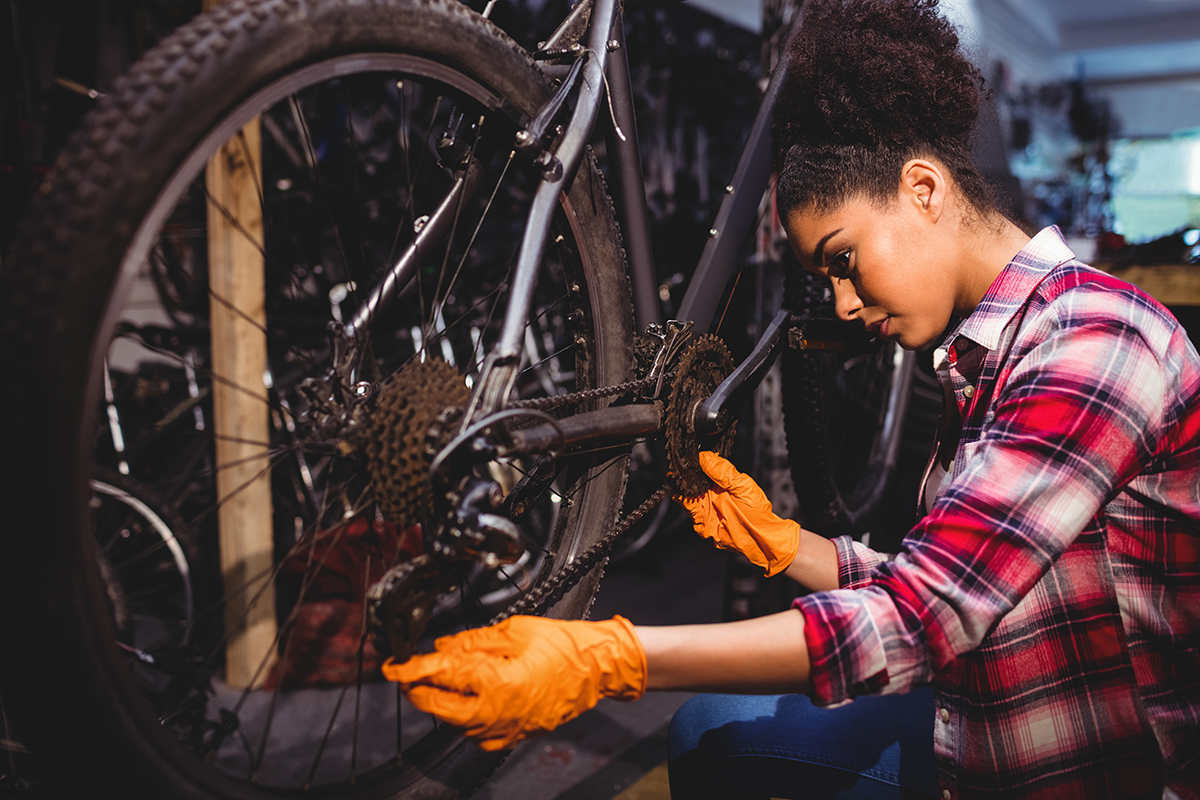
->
[794, 227, 1200, 799]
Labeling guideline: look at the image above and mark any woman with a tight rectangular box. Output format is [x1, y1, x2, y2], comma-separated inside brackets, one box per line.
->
[384, 0, 1200, 797]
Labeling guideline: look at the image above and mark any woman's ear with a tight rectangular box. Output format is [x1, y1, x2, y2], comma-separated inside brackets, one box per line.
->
[900, 159, 946, 221]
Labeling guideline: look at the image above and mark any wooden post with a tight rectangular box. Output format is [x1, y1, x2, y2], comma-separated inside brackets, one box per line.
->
[206, 97, 276, 687]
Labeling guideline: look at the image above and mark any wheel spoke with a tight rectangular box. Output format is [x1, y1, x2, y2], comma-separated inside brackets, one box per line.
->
[518, 342, 577, 378]
[395, 683, 403, 758]
[288, 94, 356, 289]
[228, 521, 350, 720]
[427, 147, 516, 355]
[340, 81, 371, 302]
[245, 121, 334, 352]
[422, 114, 487, 354]
[349, 554, 371, 783]
[57, 26, 631, 792]
[385, 80, 416, 271]
[126, 257, 319, 372]
[114, 331, 286, 417]
[306, 683, 352, 788]
[203, 185, 265, 258]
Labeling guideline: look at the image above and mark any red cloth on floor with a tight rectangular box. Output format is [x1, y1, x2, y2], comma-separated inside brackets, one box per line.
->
[264, 517, 422, 688]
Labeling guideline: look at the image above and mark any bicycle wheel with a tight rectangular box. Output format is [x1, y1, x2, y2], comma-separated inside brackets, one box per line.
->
[780, 262, 917, 541]
[0, 1, 633, 798]
[90, 470, 196, 696]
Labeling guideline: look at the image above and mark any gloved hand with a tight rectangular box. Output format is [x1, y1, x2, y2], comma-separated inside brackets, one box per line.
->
[679, 451, 800, 577]
[381, 615, 646, 751]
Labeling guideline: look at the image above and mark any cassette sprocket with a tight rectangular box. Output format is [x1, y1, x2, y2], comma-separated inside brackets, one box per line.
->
[365, 358, 469, 528]
[665, 334, 736, 497]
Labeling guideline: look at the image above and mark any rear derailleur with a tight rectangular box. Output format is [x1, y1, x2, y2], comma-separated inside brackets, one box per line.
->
[367, 470, 525, 663]
[363, 369, 537, 661]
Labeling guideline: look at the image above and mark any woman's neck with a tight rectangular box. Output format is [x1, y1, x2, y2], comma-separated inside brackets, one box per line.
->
[953, 215, 1032, 317]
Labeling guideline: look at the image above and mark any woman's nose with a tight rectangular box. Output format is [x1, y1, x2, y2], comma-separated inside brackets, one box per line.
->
[831, 279, 862, 322]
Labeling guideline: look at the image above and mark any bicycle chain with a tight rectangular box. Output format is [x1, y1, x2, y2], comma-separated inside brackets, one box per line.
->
[491, 375, 670, 620]
[492, 341, 733, 621]
[508, 376, 656, 410]
[491, 483, 673, 623]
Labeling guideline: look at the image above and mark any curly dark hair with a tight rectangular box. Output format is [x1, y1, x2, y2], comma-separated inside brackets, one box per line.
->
[774, 0, 997, 217]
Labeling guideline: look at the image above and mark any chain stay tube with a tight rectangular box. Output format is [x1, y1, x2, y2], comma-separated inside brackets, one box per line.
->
[504, 402, 662, 454]
[465, 0, 621, 425]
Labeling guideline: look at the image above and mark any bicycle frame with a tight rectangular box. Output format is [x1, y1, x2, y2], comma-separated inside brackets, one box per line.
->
[338, 0, 798, 435]
[468, 0, 796, 424]
[369, 0, 808, 647]
[609, 8, 792, 336]
[469, 0, 797, 426]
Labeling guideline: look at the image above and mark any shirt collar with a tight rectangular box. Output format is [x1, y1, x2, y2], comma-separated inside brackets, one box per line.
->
[949, 226, 1078, 352]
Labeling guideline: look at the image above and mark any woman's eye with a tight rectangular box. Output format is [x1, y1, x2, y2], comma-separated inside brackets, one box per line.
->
[828, 249, 852, 279]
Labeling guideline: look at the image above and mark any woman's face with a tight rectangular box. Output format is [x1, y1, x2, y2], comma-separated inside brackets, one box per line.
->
[784, 194, 959, 351]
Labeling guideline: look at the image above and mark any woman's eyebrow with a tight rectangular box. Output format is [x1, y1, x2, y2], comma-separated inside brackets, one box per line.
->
[811, 228, 842, 267]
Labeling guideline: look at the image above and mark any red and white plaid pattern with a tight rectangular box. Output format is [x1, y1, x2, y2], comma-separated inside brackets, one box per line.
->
[795, 227, 1200, 799]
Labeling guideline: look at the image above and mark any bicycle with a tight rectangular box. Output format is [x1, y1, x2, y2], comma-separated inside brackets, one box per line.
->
[0, 0, 922, 797]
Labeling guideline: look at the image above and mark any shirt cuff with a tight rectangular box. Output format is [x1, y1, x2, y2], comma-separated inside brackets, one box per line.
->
[834, 535, 886, 589]
[795, 589, 892, 706]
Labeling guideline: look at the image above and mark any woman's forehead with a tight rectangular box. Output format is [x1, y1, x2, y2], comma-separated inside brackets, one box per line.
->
[785, 200, 876, 254]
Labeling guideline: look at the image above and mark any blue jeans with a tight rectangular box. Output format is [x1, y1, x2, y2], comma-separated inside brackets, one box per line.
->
[667, 689, 939, 799]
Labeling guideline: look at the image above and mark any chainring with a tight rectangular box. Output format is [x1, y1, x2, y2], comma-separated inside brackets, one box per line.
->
[665, 334, 736, 497]
[365, 359, 469, 528]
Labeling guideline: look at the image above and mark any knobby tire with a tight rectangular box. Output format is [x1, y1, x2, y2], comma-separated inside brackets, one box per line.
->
[0, 1, 634, 798]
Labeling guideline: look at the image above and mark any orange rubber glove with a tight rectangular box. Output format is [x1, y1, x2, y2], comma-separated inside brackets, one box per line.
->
[381, 615, 646, 751]
[679, 451, 800, 577]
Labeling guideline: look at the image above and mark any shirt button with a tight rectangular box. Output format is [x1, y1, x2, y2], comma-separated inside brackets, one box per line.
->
[939, 707, 951, 724]
[962, 385, 975, 399]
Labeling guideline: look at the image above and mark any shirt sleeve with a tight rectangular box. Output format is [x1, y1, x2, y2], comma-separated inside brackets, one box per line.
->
[797, 305, 1168, 706]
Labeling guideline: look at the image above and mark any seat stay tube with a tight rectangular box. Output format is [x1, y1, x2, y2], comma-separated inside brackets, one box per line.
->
[675, 20, 798, 333]
[466, 0, 622, 424]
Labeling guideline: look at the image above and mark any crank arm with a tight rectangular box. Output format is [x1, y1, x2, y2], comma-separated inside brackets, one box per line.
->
[694, 308, 795, 436]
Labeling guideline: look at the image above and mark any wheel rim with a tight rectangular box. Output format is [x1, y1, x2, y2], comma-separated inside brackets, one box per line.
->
[90, 477, 195, 660]
[84, 50, 618, 795]
[824, 343, 913, 520]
